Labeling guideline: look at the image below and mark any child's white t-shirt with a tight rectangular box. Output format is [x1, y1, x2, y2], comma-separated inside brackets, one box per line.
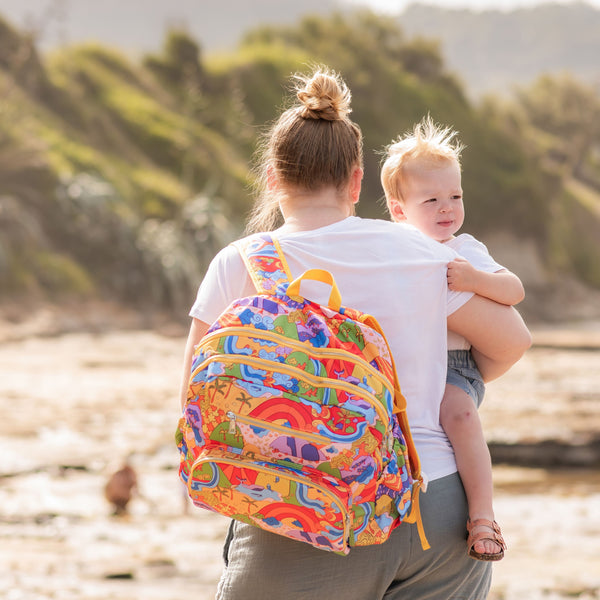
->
[444, 234, 504, 351]
[190, 217, 473, 482]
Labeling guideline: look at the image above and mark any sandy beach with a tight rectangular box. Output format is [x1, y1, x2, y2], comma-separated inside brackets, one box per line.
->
[1, 312, 599, 599]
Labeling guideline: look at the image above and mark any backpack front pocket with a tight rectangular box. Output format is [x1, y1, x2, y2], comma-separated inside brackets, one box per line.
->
[190, 354, 392, 478]
[187, 446, 353, 554]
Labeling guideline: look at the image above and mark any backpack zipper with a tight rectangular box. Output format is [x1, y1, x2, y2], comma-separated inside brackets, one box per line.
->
[226, 409, 387, 475]
[227, 411, 333, 445]
[194, 353, 390, 429]
[201, 327, 393, 396]
[189, 453, 352, 550]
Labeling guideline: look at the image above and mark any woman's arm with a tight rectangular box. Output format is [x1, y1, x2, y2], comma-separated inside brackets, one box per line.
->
[447, 294, 531, 382]
[179, 317, 210, 410]
[447, 259, 525, 306]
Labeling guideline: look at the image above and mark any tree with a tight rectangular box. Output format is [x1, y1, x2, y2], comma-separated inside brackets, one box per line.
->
[515, 74, 600, 182]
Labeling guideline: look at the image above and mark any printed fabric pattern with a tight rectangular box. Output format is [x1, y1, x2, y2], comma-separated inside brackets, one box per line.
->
[176, 234, 427, 554]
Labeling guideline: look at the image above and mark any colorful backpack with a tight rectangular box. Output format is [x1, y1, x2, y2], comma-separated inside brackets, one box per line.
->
[176, 233, 429, 554]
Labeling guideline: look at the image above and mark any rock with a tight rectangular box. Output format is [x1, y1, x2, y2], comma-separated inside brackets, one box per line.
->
[104, 464, 138, 516]
[490, 437, 600, 468]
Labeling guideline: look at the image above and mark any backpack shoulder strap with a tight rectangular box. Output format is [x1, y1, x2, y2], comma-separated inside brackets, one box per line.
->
[233, 233, 293, 295]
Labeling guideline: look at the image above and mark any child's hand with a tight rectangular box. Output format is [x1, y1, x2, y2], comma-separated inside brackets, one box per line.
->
[447, 257, 479, 292]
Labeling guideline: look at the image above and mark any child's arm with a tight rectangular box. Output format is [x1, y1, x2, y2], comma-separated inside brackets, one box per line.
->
[447, 258, 525, 306]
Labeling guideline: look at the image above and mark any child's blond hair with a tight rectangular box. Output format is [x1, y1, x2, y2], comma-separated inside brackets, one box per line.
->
[381, 115, 464, 212]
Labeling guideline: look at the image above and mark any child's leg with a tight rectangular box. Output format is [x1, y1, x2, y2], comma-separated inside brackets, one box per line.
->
[440, 383, 501, 557]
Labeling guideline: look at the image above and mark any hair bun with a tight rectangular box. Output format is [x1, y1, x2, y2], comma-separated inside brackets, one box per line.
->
[295, 69, 351, 121]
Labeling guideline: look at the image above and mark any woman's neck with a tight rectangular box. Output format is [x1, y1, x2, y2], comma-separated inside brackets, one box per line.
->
[277, 187, 354, 233]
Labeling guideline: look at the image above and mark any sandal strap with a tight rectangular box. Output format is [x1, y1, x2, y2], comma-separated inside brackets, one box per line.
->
[467, 519, 507, 550]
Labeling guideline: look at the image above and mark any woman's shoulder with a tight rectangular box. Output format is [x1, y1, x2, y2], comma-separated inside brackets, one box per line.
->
[351, 218, 458, 263]
[344, 216, 430, 239]
[211, 240, 241, 261]
[204, 241, 245, 276]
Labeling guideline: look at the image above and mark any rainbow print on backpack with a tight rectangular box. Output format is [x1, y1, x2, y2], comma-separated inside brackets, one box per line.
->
[176, 233, 428, 554]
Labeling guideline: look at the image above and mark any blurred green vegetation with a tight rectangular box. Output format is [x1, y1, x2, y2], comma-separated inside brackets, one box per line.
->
[0, 10, 599, 317]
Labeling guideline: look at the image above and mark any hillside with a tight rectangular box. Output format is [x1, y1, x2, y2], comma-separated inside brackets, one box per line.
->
[1, 1, 599, 100]
[0, 0, 341, 54]
[0, 10, 599, 323]
[400, 2, 600, 97]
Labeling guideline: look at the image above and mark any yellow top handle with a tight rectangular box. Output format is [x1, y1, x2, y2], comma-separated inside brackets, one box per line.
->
[286, 269, 342, 312]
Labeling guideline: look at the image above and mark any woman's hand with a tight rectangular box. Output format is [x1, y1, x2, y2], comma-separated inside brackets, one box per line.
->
[447, 295, 531, 382]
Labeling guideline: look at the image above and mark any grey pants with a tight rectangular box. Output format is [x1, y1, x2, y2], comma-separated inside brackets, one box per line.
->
[216, 472, 492, 600]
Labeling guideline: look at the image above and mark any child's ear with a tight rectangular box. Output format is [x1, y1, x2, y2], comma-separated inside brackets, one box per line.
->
[388, 199, 407, 222]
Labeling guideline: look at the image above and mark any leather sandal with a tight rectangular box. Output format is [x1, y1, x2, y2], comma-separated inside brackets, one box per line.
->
[466, 518, 506, 561]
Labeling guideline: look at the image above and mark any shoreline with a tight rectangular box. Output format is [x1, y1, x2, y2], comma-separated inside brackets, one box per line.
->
[1, 327, 599, 599]
[2, 296, 600, 344]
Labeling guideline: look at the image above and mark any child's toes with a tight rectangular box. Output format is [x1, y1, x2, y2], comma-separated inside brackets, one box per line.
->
[475, 539, 501, 556]
[467, 519, 506, 561]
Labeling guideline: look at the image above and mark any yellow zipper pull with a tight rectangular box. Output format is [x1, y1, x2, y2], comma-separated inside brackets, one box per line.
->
[227, 411, 237, 434]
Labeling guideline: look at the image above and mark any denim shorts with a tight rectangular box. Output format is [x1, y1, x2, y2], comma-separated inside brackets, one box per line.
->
[446, 349, 485, 408]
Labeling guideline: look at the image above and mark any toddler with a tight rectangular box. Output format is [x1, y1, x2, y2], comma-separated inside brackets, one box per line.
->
[381, 116, 525, 561]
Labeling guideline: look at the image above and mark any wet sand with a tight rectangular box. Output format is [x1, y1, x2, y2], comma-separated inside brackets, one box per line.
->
[0, 319, 599, 599]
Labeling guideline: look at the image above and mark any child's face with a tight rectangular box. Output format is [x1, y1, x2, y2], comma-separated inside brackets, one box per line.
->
[389, 160, 464, 243]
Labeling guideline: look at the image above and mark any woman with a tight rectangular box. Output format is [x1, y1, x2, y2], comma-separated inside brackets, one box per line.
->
[179, 67, 531, 600]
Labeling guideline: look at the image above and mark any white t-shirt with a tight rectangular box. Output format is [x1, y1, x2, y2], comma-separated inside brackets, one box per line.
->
[445, 234, 504, 351]
[190, 217, 473, 482]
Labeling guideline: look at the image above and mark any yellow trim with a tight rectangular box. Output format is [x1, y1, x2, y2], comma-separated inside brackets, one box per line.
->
[358, 313, 422, 482]
[287, 269, 342, 311]
[271, 236, 294, 280]
[201, 327, 394, 396]
[193, 353, 391, 428]
[227, 410, 333, 444]
[232, 235, 294, 296]
[233, 239, 266, 295]
[403, 479, 430, 550]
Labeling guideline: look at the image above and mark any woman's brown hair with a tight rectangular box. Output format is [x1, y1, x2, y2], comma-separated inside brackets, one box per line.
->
[246, 67, 363, 233]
